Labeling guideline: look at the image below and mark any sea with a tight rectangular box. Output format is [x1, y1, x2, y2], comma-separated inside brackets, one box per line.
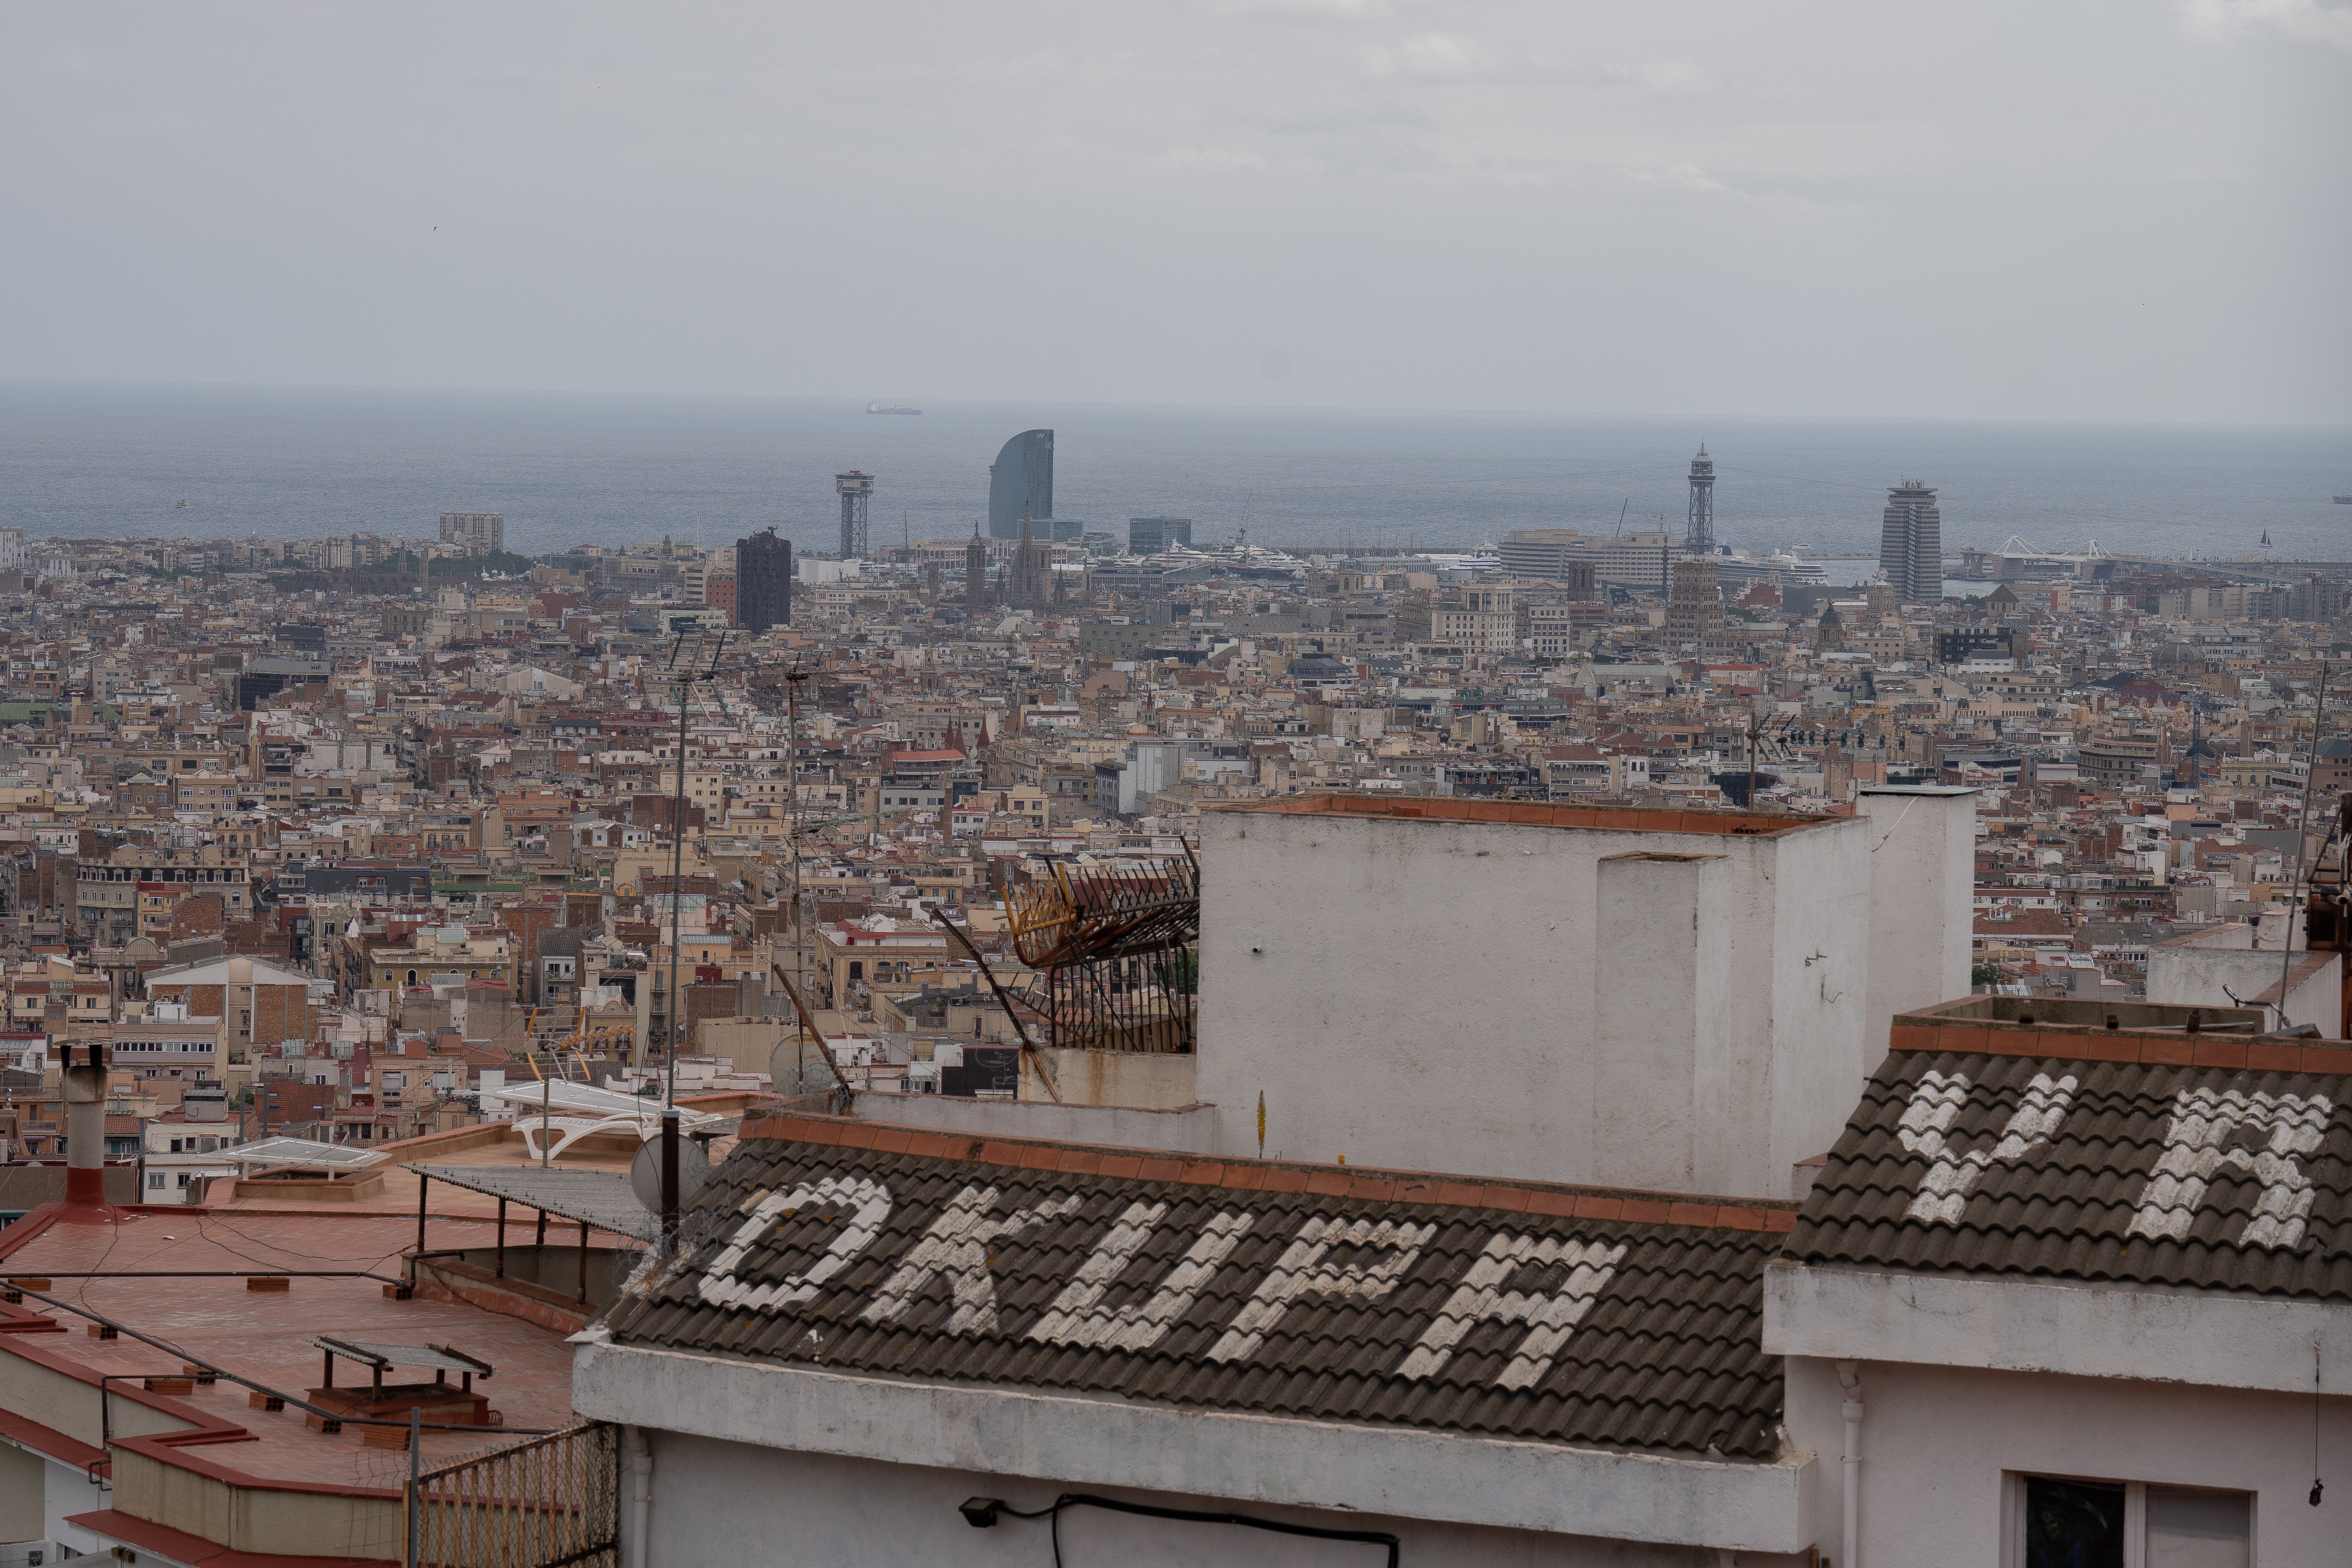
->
[2, 379, 2345, 572]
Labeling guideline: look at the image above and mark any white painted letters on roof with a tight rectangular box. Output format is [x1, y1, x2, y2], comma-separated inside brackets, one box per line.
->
[699, 1176, 893, 1312]
[1027, 1203, 1257, 1352]
[2126, 1088, 2332, 1250]
[1896, 1069, 2078, 1225]
[1206, 1215, 1435, 1363]
[1393, 1234, 1628, 1388]
[860, 1183, 1082, 1334]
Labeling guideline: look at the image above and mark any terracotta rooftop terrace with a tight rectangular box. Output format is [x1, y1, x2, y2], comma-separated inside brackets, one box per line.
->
[1212, 791, 1842, 838]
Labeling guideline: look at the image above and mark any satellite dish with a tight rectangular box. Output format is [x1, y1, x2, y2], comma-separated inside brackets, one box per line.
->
[769, 1035, 820, 1096]
[629, 1133, 711, 1213]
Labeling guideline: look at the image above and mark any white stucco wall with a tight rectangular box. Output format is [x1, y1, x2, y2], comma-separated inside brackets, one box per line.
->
[851, 1090, 1221, 1152]
[576, 1336, 1818, 1559]
[1856, 787, 1977, 1073]
[1193, 808, 1880, 1198]
[1764, 1260, 2352, 1396]
[625, 1428, 1812, 1568]
[1594, 853, 1732, 1193]
[2148, 946, 2341, 1037]
[1021, 1044, 1200, 1109]
[1764, 817, 1880, 1174]
[40, 1453, 102, 1556]
[1780, 1355, 2343, 1568]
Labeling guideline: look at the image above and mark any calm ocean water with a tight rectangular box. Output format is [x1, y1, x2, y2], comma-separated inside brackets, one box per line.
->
[2, 379, 2345, 565]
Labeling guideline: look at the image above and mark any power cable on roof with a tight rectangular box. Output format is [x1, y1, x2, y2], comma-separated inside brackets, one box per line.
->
[2316, 1337, 2327, 1508]
[193, 1213, 416, 1272]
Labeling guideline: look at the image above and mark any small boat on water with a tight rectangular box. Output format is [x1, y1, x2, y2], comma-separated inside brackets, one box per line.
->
[867, 402, 921, 415]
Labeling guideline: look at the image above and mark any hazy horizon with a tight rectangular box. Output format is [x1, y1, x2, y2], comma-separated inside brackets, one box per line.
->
[7, 374, 2348, 435]
[7, 377, 2344, 562]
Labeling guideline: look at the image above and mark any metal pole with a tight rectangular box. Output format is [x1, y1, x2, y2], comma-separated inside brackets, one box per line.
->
[578, 1217, 589, 1304]
[786, 665, 807, 1086]
[2280, 659, 2332, 1029]
[660, 1110, 679, 1255]
[414, 1173, 427, 1274]
[495, 1197, 506, 1278]
[406, 1404, 421, 1568]
[1746, 709, 1758, 813]
[667, 662, 691, 1110]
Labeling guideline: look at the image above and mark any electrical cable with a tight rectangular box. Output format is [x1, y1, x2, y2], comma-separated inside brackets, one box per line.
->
[971, 1492, 1399, 1568]
[194, 1212, 418, 1271]
[73, 1202, 127, 1315]
[2315, 1337, 2327, 1508]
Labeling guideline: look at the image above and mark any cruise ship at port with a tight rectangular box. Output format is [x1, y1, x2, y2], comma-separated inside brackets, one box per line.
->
[1132, 541, 1311, 579]
[1710, 547, 1829, 589]
[1495, 528, 1829, 590]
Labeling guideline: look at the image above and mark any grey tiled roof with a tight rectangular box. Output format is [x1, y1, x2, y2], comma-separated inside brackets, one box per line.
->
[601, 1133, 1791, 1458]
[1788, 1048, 2352, 1301]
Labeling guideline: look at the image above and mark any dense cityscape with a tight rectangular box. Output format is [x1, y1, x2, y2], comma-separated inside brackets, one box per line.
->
[5, 430, 2345, 1005]
[1, 407, 2345, 1563]
[6, 0, 2351, 1539]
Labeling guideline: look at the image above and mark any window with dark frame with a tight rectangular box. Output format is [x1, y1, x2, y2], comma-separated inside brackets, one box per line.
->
[2021, 1475, 2250, 1568]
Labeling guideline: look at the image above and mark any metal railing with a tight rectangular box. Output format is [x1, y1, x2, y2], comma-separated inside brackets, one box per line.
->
[1004, 848, 1201, 1054]
[408, 1422, 618, 1568]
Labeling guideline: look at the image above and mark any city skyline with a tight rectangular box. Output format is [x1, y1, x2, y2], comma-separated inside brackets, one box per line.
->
[0, 5, 2343, 1567]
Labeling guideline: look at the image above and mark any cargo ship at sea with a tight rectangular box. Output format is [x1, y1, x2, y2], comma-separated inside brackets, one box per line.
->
[867, 402, 921, 415]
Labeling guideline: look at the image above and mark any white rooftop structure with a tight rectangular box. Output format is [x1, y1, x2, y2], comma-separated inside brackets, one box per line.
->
[479, 1078, 726, 1162]
[210, 1135, 385, 1171]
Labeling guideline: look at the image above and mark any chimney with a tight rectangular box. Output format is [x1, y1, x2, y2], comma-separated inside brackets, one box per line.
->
[59, 1040, 110, 1210]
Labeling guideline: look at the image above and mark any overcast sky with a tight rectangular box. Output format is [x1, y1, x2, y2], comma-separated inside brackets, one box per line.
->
[4, 2, 2347, 424]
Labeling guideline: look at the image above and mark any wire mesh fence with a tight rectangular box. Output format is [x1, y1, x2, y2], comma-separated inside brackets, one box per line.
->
[407, 1421, 620, 1568]
[1006, 850, 1201, 1055]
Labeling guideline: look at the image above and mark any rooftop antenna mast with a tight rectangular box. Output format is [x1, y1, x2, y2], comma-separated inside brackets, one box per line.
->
[2280, 659, 2332, 1029]
[655, 626, 723, 1246]
[1686, 445, 1716, 554]
[783, 657, 814, 1087]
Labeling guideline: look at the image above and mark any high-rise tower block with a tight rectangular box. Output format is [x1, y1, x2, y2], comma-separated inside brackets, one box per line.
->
[736, 528, 792, 632]
[1878, 480, 1943, 602]
[988, 430, 1054, 540]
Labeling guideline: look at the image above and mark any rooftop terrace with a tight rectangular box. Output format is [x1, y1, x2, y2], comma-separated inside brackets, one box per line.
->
[1214, 791, 1843, 838]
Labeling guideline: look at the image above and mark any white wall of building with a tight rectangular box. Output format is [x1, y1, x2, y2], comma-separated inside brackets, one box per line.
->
[852, 1088, 1217, 1150]
[1593, 852, 1732, 1193]
[577, 1337, 1817, 1563]
[29, 1450, 104, 1557]
[1780, 1356, 2338, 1568]
[625, 1429, 1787, 1568]
[1857, 787, 1978, 1072]
[2149, 933, 2342, 1038]
[1192, 806, 1926, 1198]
